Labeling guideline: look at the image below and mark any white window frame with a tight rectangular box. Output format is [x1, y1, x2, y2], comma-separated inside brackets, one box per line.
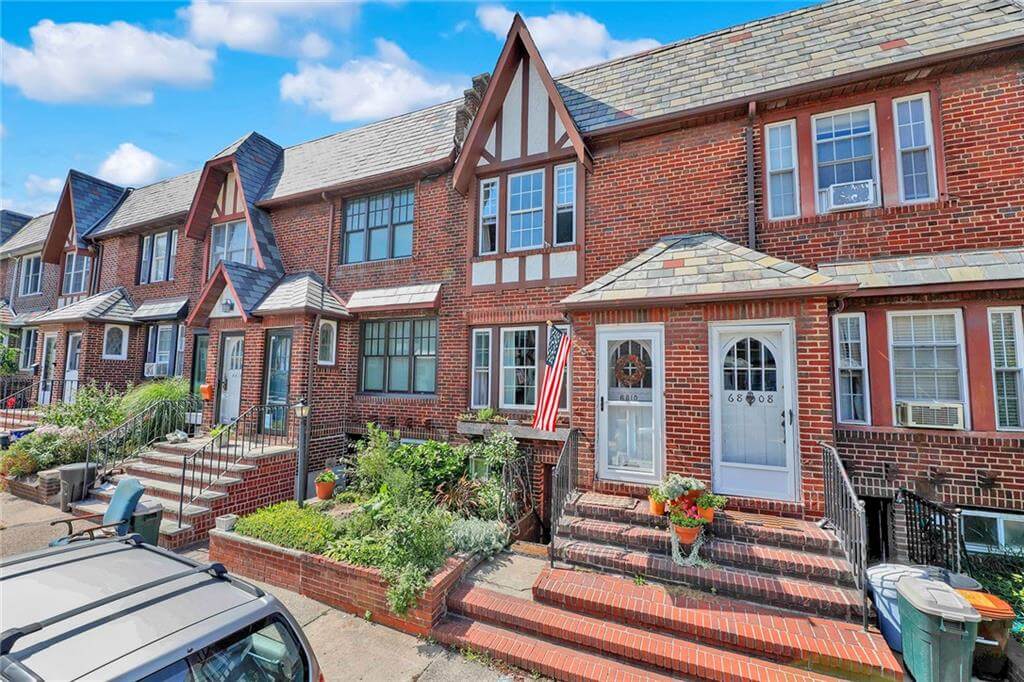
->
[552, 163, 576, 246]
[471, 328, 491, 409]
[62, 252, 91, 295]
[209, 220, 253, 273]
[102, 324, 129, 360]
[961, 509, 1024, 554]
[19, 254, 42, 296]
[499, 325, 538, 410]
[478, 178, 499, 256]
[764, 119, 800, 220]
[886, 309, 970, 429]
[140, 229, 177, 284]
[988, 305, 1024, 432]
[18, 329, 38, 371]
[506, 168, 545, 253]
[317, 319, 337, 366]
[892, 93, 938, 205]
[811, 103, 881, 213]
[833, 312, 870, 425]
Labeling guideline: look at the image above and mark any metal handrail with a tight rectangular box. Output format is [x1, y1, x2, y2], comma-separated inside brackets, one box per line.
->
[896, 487, 963, 573]
[819, 441, 869, 630]
[0, 379, 40, 432]
[549, 428, 580, 568]
[177, 403, 296, 526]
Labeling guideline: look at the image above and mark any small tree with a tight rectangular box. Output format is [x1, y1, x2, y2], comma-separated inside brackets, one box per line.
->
[0, 330, 21, 376]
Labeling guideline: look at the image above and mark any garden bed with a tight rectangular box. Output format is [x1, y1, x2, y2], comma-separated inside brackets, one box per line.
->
[209, 528, 479, 636]
[2, 468, 61, 504]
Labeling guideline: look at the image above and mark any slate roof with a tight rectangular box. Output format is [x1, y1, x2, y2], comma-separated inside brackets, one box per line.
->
[8, 310, 45, 328]
[0, 211, 32, 246]
[132, 296, 190, 321]
[0, 213, 55, 257]
[555, 0, 1024, 133]
[221, 262, 281, 314]
[227, 133, 285, 276]
[819, 247, 1024, 290]
[91, 171, 202, 237]
[253, 272, 348, 318]
[561, 232, 849, 307]
[33, 288, 135, 324]
[66, 171, 128, 246]
[346, 283, 443, 312]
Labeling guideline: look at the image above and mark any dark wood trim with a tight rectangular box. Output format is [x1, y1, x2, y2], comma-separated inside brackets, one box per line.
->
[42, 180, 74, 264]
[520, 54, 530, 159]
[494, 110, 503, 161]
[472, 148, 576, 176]
[210, 211, 246, 226]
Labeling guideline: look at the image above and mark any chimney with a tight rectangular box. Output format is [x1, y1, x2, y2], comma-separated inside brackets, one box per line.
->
[454, 73, 492, 148]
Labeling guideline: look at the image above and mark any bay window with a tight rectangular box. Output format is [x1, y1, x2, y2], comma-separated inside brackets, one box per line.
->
[62, 252, 92, 295]
[140, 229, 178, 283]
[501, 327, 537, 409]
[359, 318, 436, 394]
[478, 178, 498, 255]
[209, 220, 253, 272]
[343, 188, 414, 264]
[19, 255, 42, 295]
[507, 170, 544, 251]
[889, 310, 968, 428]
[834, 313, 869, 424]
[553, 164, 576, 245]
[989, 306, 1024, 430]
[813, 105, 878, 213]
[765, 120, 799, 219]
[893, 93, 937, 203]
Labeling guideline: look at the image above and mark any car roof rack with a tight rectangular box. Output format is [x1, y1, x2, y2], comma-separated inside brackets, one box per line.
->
[0, 534, 142, 571]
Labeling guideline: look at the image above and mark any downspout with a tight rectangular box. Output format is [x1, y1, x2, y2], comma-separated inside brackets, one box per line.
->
[746, 100, 757, 250]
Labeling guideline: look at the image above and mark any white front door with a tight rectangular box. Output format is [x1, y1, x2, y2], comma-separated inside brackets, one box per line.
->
[38, 333, 57, 405]
[597, 325, 665, 485]
[711, 323, 798, 501]
[63, 332, 82, 404]
[218, 335, 244, 423]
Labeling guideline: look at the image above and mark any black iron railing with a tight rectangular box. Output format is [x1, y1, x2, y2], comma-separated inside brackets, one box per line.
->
[177, 403, 296, 526]
[549, 428, 580, 568]
[820, 442, 869, 629]
[0, 379, 40, 432]
[85, 396, 204, 478]
[896, 487, 962, 572]
[0, 376, 35, 400]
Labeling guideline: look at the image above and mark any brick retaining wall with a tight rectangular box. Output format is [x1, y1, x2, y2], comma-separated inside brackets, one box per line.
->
[3, 468, 61, 505]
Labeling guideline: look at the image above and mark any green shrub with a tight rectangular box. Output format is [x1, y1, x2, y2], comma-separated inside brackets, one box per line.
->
[2, 425, 89, 476]
[969, 550, 1024, 642]
[120, 378, 189, 416]
[235, 501, 336, 554]
[354, 423, 402, 493]
[0, 449, 39, 478]
[41, 382, 124, 431]
[393, 440, 466, 492]
[449, 518, 509, 558]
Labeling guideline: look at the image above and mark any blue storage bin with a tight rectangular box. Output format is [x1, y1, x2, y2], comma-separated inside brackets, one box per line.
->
[866, 563, 928, 652]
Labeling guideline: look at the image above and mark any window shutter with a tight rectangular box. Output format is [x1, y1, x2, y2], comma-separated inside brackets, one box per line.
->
[140, 235, 152, 284]
[990, 310, 1017, 369]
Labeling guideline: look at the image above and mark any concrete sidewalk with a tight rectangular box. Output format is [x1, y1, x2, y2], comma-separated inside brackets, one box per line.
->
[0, 491, 97, 556]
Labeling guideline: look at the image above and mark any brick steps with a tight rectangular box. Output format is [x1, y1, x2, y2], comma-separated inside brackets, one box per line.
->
[558, 515, 856, 587]
[139, 450, 258, 475]
[93, 486, 211, 520]
[446, 583, 846, 682]
[70, 498, 194, 538]
[555, 538, 864, 621]
[110, 472, 228, 503]
[533, 568, 903, 680]
[124, 460, 243, 489]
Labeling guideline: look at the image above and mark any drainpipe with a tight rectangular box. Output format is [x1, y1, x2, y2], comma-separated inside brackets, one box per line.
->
[321, 192, 334, 289]
[746, 100, 757, 250]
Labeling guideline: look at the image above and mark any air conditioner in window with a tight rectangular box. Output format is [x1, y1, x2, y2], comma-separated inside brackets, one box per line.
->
[896, 401, 965, 430]
[825, 180, 875, 211]
[144, 362, 169, 378]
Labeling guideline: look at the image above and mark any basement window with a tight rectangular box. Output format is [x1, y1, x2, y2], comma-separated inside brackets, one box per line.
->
[962, 509, 1024, 554]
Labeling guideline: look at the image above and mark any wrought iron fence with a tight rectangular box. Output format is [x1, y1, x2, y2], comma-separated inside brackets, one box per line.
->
[549, 428, 579, 568]
[820, 442, 869, 629]
[177, 403, 297, 526]
[896, 487, 962, 572]
[0, 379, 40, 432]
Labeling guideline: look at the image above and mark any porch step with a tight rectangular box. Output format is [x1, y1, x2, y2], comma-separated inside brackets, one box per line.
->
[558, 515, 856, 587]
[109, 473, 229, 504]
[445, 584, 844, 682]
[151, 440, 296, 459]
[533, 568, 903, 680]
[70, 498, 194, 539]
[123, 460, 244, 489]
[139, 450, 258, 475]
[554, 538, 865, 621]
[92, 485, 211, 520]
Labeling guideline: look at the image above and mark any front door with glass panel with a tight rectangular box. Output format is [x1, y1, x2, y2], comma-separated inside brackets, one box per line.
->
[711, 323, 797, 501]
[38, 333, 57, 405]
[263, 330, 292, 434]
[218, 334, 244, 424]
[597, 325, 664, 484]
[63, 332, 82, 404]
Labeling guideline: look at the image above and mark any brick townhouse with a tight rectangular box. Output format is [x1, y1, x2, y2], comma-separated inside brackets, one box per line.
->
[2, 0, 1022, 562]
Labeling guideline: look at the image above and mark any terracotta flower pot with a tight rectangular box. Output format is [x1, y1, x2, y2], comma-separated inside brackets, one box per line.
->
[673, 524, 701, 545]
[686, 489, 703, 502]
[697, 506, 714, 523]
[315, 480, 335, 500]
[649, 496, 666, 516]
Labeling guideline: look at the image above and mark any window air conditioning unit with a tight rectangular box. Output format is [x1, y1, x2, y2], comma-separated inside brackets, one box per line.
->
[144, 362, 169, 378]
[826, 180, 875, 211]
[896, 401, 965, 430]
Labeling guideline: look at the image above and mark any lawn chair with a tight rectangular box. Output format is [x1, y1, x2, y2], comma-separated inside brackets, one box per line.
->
[49, 477, 146, 546]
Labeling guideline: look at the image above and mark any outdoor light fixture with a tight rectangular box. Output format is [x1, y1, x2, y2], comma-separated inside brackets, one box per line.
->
[221, 298, 234, 313]
[291, 398, 310, 418]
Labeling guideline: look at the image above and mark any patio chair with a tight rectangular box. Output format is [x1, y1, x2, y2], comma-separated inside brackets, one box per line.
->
[49, 477, 146, 546]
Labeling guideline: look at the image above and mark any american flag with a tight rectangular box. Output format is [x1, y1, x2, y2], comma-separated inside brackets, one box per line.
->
[532, 325, 572, 431]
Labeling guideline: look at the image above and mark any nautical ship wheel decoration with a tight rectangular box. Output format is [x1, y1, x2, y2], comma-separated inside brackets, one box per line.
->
[614, 353, 646, 387]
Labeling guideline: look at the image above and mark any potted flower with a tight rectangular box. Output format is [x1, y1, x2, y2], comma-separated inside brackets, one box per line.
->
[663, 474, 707, 508]
[695, 493, 728, 523]
[314, 469, 337, 500]
[669, 507, 709, 545]
[648, 485, 668, 516]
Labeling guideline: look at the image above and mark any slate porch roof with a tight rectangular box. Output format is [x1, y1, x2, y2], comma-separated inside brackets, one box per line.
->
[561, 233, 853, 308]
[819, 247, 1024, 292]
[132, 296, 190, 322]
[0, 213, 54, 258]
[218, 262, 281, 315]
[346, 283, 443, 313]
[33, 288, 135, 325]
[253, 272, 348, 318]
[556, 0, 1024, 134]
[8, 311, 46, 328]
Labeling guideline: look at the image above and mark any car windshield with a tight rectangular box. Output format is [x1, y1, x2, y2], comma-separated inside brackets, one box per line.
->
[142, 616, 307, 682]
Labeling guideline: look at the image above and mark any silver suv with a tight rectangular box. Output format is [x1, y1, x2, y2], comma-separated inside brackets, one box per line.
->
[1, 535, 320, 681]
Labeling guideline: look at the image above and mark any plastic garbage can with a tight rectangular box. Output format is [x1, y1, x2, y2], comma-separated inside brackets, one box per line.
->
[130, 499, 164, 545]
[956, 589, 1016, 679]
[916, 564, 984, 591]
[866, 563, 928, 652]
[58, 462, 98, 510]
[897, 577, 981, 682]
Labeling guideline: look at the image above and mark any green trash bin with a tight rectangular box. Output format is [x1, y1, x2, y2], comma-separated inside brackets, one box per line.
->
[897, 576, 981, 682]
[130, 499, 164, 545]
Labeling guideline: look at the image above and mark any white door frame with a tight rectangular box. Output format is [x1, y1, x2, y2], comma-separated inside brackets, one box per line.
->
[596, 323, 665, 485]
[218, 333, 244, 424]
[38, 333, 57, 405]
[63, 332, 82, 404]
[709, 320, 800, 502]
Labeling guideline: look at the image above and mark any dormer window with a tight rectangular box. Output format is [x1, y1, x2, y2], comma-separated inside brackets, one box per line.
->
[210, 220, 253, 272]
[507, 169, 544, 251]
[62, 252, 91, 295]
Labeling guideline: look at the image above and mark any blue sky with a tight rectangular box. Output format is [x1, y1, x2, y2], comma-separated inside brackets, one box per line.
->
[1, 1, 813, 217]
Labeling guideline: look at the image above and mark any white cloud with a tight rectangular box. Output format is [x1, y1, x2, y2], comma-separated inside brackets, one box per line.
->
[180, 1, 360, 57]
[1, 19, 214, 105]
[476, 5, 659, 75]
[280, 38, 462, 122]
[24, 174, 63, 196]
[97, 143, 172, 186]
[0, 196, 57, 217]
